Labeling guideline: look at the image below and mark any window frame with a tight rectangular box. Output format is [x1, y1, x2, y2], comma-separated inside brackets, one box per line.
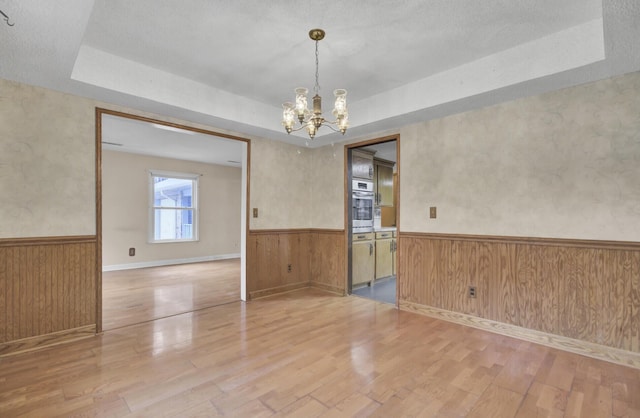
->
[148, 169, 200, 243]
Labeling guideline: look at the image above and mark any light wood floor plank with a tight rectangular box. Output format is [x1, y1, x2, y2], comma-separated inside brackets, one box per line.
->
[1, 288, 639, 417]
[102, 259, 240, 330]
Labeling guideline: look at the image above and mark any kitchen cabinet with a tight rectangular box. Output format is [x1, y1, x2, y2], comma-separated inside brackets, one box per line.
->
[352, 150, 374, 180]
[352, 232, 375, 286]
[375, 231, 394, 280]
[374, 158, 394, 207]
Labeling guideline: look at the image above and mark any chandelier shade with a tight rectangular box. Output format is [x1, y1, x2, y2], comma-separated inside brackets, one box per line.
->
[282, 29, 348, 140]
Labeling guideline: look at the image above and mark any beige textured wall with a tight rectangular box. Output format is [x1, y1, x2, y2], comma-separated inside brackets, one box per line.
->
[309, 143, 345, 230]
[0, 77, 316, 238]
[0, 79, 96, 238]
[400, 71, 640, 241]
[102, 150, 242, 266]
[249, 138, 313, 229]
[307, 72, 640, 241]
[4, 71, 640, 242]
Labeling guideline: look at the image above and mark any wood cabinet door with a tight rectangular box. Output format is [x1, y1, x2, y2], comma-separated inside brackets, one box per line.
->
[377, 163, 394, 206]
[352, 240, 375, 285]
[392, 238, 397, 276]
[375, 238, 393, 279]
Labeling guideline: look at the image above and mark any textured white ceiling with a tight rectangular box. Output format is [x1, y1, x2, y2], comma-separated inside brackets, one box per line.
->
[2, 0, 639, 155]
[81, 0, 602, 106]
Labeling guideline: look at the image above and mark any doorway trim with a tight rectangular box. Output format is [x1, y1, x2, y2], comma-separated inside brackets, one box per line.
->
[344, 134, 400, 304]
[95, 108, 251, 333]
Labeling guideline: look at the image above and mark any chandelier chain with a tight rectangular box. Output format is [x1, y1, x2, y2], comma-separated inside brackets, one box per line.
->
[314, 40, 320, 95]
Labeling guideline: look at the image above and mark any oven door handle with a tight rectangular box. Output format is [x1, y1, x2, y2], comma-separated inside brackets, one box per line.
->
[353, 191, 374, 197]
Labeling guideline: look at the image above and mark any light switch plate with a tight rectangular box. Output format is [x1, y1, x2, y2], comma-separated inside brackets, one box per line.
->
[253, 208, 258, 218]
[430, 207, 437, 218]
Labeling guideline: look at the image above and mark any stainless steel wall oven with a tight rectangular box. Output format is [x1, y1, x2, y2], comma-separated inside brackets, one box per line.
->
[352, 180, 374, 232]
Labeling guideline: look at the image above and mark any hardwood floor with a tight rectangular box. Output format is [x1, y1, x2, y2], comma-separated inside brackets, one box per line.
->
[102, 259, 240, 330]
[1, 288, 639, 417]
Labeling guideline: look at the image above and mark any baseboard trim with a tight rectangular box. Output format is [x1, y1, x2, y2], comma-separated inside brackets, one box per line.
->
[400, 300, 640, 370]
[310, 282, 345, 295]
[249, 281, 310, 300]
[103, 253, 240, 272]
[0, 325, 96, 357]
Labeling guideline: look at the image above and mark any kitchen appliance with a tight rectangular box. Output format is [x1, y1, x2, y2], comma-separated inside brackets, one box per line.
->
[352, 150, 374, 180]
[352, 179, 374, 232]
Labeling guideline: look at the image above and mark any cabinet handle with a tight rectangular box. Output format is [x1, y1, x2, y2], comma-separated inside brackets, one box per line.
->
[369, 166, 373, 177]
[369, 243, 373, 256]
[357, 235, 365, 239]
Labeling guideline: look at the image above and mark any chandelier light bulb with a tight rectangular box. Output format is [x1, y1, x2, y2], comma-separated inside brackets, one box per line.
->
[306, 119, 317, 139]
[333, 89, 347, 117]
[294, 88, 309, 122]
[338, 112, 349, 134]
[282, 102, 295, 133]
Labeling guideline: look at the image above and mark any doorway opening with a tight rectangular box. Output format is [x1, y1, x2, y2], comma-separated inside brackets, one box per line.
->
[346, 135, 399, 305]
[95, 109, 249, 332]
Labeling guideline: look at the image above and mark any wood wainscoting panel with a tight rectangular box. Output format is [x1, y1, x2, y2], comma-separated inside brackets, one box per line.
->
[247, 230, 311, 299]
[397, 234, 422, 304]
[512, 244, 558, 334]
[398, 232, 640, 357]
[632, 251, 640, 352]
[247, 229, 346, 299]
[0, 236, 97, 353]
[309, 229, 345, 295]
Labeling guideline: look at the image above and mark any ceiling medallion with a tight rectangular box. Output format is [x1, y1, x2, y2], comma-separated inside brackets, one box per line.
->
[281, 29, 348, 141]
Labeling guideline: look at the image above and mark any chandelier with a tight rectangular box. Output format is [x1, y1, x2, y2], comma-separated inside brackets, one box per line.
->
[282, 29, 348, 140]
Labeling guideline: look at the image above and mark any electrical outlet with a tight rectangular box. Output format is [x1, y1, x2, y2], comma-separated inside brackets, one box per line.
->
[468, 286, 476, 298]
[287, 264, 292, 273]
[430, 206, 437, 218]
[129, 247, 135, 257]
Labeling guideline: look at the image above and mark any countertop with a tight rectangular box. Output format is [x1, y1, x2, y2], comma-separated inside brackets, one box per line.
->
[374, 227, 397, 232]
[352, 227, 397, 234]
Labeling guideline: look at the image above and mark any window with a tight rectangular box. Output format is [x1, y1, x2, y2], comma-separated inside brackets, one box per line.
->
[149, 170, 199, 242]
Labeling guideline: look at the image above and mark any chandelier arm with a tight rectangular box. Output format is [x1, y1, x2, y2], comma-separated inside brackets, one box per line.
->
[290, 120, 340, 132]
[287, 124, 310, 133]
[321, 124, 340, 133]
